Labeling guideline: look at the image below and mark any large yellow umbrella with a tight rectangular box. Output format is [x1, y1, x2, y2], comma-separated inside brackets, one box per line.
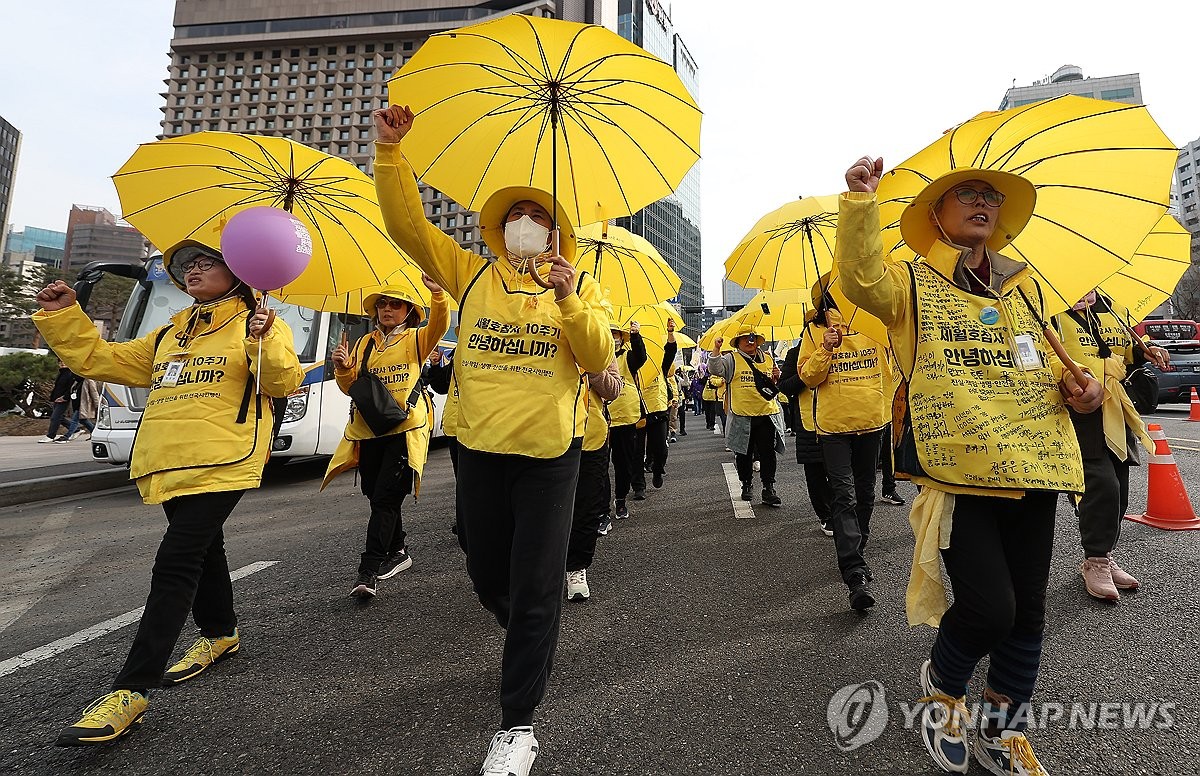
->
[575, 222, 680, 307]
[1099, 215, 1193, 324]
[724, 195, 840, 291]
[613, 302, 686, 385]
[113, 132, 407, 297]
[276, 262, 431, 317]
[877, 95, 1177, 317]
[386, 13, 701, 229]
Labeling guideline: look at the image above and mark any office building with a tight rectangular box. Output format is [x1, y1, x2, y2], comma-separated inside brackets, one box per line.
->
[721, 277, 755, 310]
[2, 226, 66, 268]
[64, 205, 147, 272]
[163, 1, 612, 261]
[998, 65, 1141, 110]
[613, 0, 703, 334]
[0, 116, 20, 260]
[1178, 136, 1200, 255]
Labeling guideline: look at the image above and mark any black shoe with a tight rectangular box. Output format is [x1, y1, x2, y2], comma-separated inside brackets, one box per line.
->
[632, 489, 647, 500]
[740, 482, 753, 502]
[848, 574, 875, 611]
[644, 462, 652, 473]
[761, 487, 782, 507]
[879, 490, 905, 506]
[652, 472, 664, 489]
[615, 500, 629, 519]
[378, 549, 412, 580]
[820, 521, 834, 537]
[679, 430, 687, 436]
[598, 514, 613, 535]
[350, 572, 377, 598]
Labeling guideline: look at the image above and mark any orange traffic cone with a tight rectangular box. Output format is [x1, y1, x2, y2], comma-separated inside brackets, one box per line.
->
[1125, 424, 1200, 530]
[1189, 387, 1200, 422]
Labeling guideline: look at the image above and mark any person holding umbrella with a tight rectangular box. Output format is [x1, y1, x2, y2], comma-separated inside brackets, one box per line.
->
[1052, 291, 1166, 601]
[371, 104, 614, 776]
[323, 275, 450, 598]
[707, 326, 785, 506]
[638, 319, 678, 491]
[608, 320, 648, 521]
[33, 242, 304, 747]
[837, 156, 1101, 775]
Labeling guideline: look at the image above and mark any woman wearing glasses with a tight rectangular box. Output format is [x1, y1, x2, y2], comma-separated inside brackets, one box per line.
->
[325, 275, 449, 598]
[33, 241, 305, 747]
[837, 159, 1102, 775]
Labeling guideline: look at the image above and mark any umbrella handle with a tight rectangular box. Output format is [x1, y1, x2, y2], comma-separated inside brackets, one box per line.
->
[527, 229, 560, 290]
[1042, 325, 1089, 387]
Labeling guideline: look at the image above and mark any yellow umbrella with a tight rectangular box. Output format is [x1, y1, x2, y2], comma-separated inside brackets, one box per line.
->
[113, 131, 408, 297]
[386, 13, 701, 229]
[699, 316, 737, 352]
[576, 222, 680, 307]
[819, 270, 891, 347]
[277, 262, 431, 317]
[1099, 215, 1193, 324]
[724, 195, 840, 291]
[877, 95, 1177, 317]
[724, 289, 812, 343]
[613, 302, 686, 385]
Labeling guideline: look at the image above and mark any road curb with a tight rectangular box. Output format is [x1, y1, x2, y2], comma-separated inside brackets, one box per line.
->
[0, 469, 134, 509]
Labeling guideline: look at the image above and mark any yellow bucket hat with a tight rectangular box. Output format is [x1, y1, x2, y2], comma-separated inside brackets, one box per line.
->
[899, 168, 1036, 258]
[362, 285, 427, 325]
[479, 186, 577, 265]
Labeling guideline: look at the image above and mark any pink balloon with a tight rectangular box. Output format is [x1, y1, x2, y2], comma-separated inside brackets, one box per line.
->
[220, 206, 314, 290]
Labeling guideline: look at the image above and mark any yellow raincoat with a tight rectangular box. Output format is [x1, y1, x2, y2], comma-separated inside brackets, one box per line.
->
[33, 298, 304, 505]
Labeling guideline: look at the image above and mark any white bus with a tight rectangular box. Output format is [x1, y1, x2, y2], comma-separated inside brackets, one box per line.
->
[77, 256, 446, 466]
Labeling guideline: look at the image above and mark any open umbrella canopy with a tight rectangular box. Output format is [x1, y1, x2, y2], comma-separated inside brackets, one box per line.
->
[877, 95, 1178, 317]
[724, 195, 840, 291]
[1098, 215, 1193, 324]
[575, 222, 680, 307]
[386, 13, 701, 228]
[276, 261, 431, 317]
[113, 132, 409, 297]
[613, 302, 686, 385]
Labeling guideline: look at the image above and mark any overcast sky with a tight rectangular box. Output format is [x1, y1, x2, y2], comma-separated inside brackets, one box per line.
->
[1, 1, 1196, 302]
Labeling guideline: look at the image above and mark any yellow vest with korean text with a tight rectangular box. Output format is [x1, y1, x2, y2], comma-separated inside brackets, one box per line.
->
[340, 328, 428, 442]
[812, 333, 888, 435]
[1056, 307, 1133, 378]
[609, 346, 642, 427]
[904, 261, 1084, 492]
[641, 370, 668, 414]
[730, 352, 781, 417]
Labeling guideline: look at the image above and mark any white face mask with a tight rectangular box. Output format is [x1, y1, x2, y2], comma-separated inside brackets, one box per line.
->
[503, 215, 550, 259]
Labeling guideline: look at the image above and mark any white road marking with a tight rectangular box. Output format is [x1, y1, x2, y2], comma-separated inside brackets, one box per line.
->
[723, 462, 755, 519]
[0, 560, 278, 679]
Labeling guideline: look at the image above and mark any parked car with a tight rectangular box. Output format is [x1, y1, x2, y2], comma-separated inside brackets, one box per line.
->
[1133, 319, 1200, 341]
[1146, 338, 1200, 404]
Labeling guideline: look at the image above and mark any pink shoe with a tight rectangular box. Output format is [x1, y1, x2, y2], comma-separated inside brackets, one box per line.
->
[1107, 554, 1140, 590]
[1081, 557, 1119, 601]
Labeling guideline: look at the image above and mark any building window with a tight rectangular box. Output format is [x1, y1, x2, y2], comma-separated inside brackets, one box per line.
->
[1101, 87, 1135, 101]
[383, 56, 394, 67]
[339, 144, 349, 154]
[320, 131, 331, 140]
[1183, 177, 1193, 186]
[357, 143, 368, 153]
[253, 65, 262, 74]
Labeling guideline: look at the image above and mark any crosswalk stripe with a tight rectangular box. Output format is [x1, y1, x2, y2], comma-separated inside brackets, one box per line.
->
[723, 462, 755, 519]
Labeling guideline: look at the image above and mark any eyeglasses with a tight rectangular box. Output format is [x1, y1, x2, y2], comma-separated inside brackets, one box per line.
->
[179, 257, 224, 273]
[375, 297, 408, 310]
[952, 187, 1006, 208]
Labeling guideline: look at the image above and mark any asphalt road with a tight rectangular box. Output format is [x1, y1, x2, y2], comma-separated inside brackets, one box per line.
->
[1, 409, 1198, 775]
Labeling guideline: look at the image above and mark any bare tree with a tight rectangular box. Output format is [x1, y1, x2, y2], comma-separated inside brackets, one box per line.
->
[1172, 262, 1200, 321]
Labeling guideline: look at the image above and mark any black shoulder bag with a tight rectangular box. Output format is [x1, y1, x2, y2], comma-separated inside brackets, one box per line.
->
[737, 352, 781, 401]
[348, 338, 422, 436]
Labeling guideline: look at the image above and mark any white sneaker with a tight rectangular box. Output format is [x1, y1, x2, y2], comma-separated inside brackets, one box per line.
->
[974, 729, 1050, 775]
[713, 424, 723, 436]
[565, 569, 590, 601]
[918, 660, 970, 773]
[752, 460, 761, 472]
[480, 726, 538, 776]
[37, 436, 56, 444]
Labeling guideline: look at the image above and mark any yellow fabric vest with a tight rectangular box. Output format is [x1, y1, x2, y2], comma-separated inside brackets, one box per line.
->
[32, 299, 304, 505]
[905, 261, 1084, 492]
[812, 333, 888, 434]
[441, 369, 460, 437]
[702, 374, 726, 402]
[641, 371, 668, 414]
[730, 352, 781, 417]
[609, 347, 641, 427]
[582, 379, 609, 451]
[454, 265, 611, 458]
[339, 329, 429, 442]
[1056, 307, 1133, 377]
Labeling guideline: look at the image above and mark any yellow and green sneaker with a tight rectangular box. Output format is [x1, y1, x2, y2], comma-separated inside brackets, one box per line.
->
[56, 690, 148, 746]
[163, 629, 240, 685]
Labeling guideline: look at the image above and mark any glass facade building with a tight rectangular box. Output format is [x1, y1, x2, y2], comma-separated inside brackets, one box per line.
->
[613, 0, 703, 334]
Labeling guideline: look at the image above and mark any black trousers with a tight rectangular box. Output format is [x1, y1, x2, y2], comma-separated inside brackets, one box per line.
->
[609, 424, 639, 501]
[113, 490, 244, 692]
[932, 492, 1056, 730]
[878, 422, 896, 493]
[734, 415, 778, 486]
[639, 414, 669, 477]
[820, 431, 882, 584]
[457, 440, 581, 729]
[357, 433, 413, 574]
[676, 403, 687, 433]
[1078, 452, 1131, 557]
[803, 462, 833, 523]
[704, 400, 726, 430]
[568, 443, 610, 571]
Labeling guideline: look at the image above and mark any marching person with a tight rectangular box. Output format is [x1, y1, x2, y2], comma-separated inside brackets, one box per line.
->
[798, 284, 890, 610]
[702, 368, 727, 434]
[372, 104, 614, 776]
[638, 321, 677, 490]
[691, 371, 705, 416]
[779, 323, 834, 536]
[708, 326, 785, 506]
[323, 275, 450, 598]
[608, 320, 648, 520]
[838, 156, 1101, 775]
[34, 242, 303, 747]
[567, 355, 624, 600]
[39, 359, 77, 443]
[1053, 290, 1165, 601]
[61, 375, 101, 442]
